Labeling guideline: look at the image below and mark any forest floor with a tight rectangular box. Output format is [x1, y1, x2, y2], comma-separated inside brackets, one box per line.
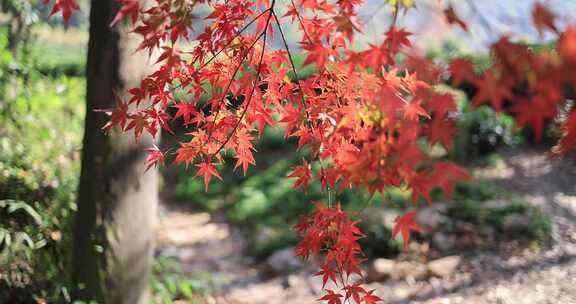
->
[156, 146, 576, 304]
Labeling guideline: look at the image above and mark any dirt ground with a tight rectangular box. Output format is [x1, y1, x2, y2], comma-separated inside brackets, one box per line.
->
[156, 147, 576, 304]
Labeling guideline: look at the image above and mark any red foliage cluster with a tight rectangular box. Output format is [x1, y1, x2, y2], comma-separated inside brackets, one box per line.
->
[294, 203, 381, 303]
[450, 5, 576, 154]
[43, 1, 576, 302]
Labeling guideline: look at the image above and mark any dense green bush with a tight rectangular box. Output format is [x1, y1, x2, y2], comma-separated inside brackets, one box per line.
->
[454, 104, 521, 160]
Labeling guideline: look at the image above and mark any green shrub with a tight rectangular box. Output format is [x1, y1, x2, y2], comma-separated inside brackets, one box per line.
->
[454, 104, 521, 162]
[446, 198, 551, 241]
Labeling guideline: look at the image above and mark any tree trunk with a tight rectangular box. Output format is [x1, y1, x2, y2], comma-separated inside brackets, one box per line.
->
[71, 1, 158, 303]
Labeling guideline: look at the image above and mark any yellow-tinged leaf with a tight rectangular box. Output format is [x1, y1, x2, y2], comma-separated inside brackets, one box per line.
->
[401, 0, 415, 7]
[387, 0, 415, 8]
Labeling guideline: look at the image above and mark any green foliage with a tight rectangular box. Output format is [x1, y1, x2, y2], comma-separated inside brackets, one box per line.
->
[0, 77, 84, 301]
[454, 103, 521, 162]
[151, 255, 206, 304]
[433, 179, 501, 202]
[30, 25, 87, 77]
[446, 198, 551, 241]
[0, 24, 85, 301]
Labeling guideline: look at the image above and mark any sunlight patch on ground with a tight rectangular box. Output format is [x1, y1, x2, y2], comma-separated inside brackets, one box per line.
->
[157, 211, 230, 246]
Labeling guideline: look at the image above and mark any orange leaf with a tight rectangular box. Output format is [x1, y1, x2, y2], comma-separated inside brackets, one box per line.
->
[392, 211, 422, 250]
[194, 162, 222, 191]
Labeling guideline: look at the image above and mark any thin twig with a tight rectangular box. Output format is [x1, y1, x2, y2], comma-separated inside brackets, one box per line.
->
[168, 8, 272, 93]
[193, 8, 272, 74]
[272, 11, 310, 118]
[465, 0, 496, 34]
[206, 31, 266, 140]
[289, 0, 313, 44]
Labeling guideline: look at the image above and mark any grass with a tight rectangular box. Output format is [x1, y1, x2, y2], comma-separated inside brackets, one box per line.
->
[30, 25, 87, 76]
[152, 255, 208, 304]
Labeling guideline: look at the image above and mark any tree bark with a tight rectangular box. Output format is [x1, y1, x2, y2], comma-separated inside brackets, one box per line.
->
[71, 1, 158, 303]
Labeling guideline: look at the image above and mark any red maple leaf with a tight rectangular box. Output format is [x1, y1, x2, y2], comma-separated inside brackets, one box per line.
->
[361, 42, 392, 69]
[43, 0, 79, 26]
[125, 112, 149, 143]
[559, 26, 576, 63]
[319, 290, 343, 304]
[110, 0, 140, 26]
[392, 211, 422, 250]
[333, 15, 362, 42]
[344, 282, 366, 304]
[173, 102, 199, 126]
[472, 70, 513, 112]
[288, 159, 313, 193]
[532, 3, 557, 36]
[234, 150, 256, 175]
[303, 43, 336, 69]
[315, 264, 338, 289]
[99, 94, 130, 132]
[432, 162, 471, 198]
[449, 58, 474, 86]
[363, 290, 382, 304]
[444, 5, 467, 31]
[428, 94, 457, 118]
[144, 145, 165, 171]
[403, 99, 430, 121]
[194, 162, 223, 191]
[511, 96, 557, 142]
[385, 28, 412, 53]
[428, 117, 457, 148]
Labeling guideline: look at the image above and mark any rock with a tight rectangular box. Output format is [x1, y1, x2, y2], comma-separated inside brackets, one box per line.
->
[367, 259, 427, 282]
[367, 258, 395, 281]
[382, 210, 401, 230]
[395, 261, 428, 281]
[427, 256, 461, 277]
[433, 233, 456, 252]
[392, 285, 411, 299]
[254, 226, 278, 246]
[454, 221, 476, 234]
[265, 247, 304, 275]
[281, 274, 301, 288]
[362, 207, 399, 231]
[416, 207, 445, 230]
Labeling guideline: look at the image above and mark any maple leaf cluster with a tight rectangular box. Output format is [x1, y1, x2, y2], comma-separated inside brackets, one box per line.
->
[43, 1, 576, 302]
[50, 0, 469, 301]
[448, 4, 576, 155]
[94, 0, 470, 203]
[294, 203, 381, 304]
